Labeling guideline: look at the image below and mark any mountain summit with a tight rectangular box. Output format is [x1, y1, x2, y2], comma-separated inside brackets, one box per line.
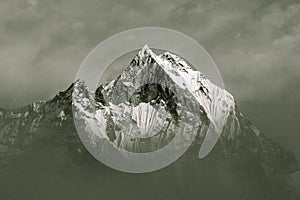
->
[0, 46, 299, 200]
[72, 45, 237, 156]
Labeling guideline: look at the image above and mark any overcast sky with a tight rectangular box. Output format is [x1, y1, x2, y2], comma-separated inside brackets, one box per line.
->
[0, 0, 299, 161]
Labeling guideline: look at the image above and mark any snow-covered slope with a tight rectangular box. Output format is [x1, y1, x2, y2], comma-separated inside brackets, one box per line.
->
[72, 45, 239, 154]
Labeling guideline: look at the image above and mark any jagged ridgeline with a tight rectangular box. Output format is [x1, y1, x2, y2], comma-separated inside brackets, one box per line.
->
[0, 46, 299, 200]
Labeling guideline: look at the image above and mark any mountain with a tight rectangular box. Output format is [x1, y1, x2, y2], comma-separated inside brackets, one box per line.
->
[0, 45, 299, 200]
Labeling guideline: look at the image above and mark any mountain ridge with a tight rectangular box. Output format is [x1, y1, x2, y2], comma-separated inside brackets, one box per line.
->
[0, 46, 299, 199]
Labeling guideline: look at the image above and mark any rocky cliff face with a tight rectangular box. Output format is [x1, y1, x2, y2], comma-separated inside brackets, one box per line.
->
[0, 46, 299, 200]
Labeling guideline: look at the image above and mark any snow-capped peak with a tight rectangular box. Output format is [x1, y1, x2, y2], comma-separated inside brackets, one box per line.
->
[72, 45, 237, 154]
[134, 45, 236, 133]
[138, 44, 153, 58]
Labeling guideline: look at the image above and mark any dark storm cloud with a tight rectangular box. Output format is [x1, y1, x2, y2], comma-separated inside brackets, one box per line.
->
[0, 0, 299, 162]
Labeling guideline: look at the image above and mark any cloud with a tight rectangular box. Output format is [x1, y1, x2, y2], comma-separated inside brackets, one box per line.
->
[0, 0, 299, 160]
[161, 0, 300, 103]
